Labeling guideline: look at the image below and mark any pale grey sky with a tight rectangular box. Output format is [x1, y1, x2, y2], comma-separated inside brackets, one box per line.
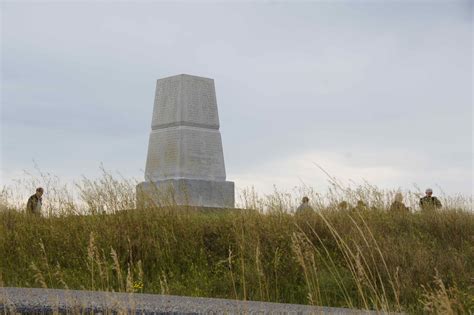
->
[1, 1, 472, 196]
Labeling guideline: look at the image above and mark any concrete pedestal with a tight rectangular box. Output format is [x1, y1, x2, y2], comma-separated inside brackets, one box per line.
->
[137, 179, 234, 208]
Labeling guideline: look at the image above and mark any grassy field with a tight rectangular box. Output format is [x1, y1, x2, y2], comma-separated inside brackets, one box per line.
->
[0, 172, 473, 314]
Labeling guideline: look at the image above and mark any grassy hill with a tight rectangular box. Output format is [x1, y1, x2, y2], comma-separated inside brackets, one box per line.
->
[1, 203, 473, 314]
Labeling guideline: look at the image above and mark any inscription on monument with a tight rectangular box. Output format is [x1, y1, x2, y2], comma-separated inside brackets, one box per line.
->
[152, 78, 180, 127]
[145, 129, 180, 180]
[180, 128, 225, 181]
[182, 78, 218, 127]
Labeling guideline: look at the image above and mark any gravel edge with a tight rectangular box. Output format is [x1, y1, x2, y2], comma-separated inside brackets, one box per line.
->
[0, 287, 382, 314]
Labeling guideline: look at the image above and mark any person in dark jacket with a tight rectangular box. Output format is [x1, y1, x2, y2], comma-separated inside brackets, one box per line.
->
[26, 187, 43, 215]
[420, 188, 442, 211]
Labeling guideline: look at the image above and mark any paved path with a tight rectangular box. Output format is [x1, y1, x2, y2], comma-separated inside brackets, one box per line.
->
[0, 287, 384, 314]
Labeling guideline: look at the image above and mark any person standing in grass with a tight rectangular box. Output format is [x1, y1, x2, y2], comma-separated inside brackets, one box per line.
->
[390, 192, 409, 213]
[420, 188, 442, 211]
[295, 196, 313, 214]
[26, 187, 43, 216]
[337, 200, 349, 211]
[353, 200, 368, 211]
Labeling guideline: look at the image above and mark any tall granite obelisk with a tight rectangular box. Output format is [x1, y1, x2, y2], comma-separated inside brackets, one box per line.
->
[137, 74, 235, 208]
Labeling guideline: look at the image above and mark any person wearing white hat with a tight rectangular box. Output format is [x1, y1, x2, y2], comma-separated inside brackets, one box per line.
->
[419, 188, 442, 211]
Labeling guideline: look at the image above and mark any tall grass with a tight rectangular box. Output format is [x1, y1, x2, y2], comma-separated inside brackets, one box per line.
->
[0, 169, 473, 314]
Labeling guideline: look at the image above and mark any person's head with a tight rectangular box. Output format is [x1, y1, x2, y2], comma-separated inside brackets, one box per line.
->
[36, 187, 44, 198]
[302, 196, 309, 204]
[357, 200, 366, 207]
[338, 201, 348, 210]
[425, 188, 433, 197]
[394, 192, 403, 203]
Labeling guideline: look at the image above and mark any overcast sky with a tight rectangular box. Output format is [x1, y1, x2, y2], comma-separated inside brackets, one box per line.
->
[1, 1, 472, 197]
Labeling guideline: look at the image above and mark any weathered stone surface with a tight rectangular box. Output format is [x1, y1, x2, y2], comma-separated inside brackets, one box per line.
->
[151, 74, 219, 129]
[139, 74, 234, 208]
[137, 179, 234, 208]
[145, 126, 226, 181]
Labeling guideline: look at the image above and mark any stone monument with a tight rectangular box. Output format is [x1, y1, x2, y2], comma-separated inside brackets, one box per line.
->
[137, 74, 235, 208]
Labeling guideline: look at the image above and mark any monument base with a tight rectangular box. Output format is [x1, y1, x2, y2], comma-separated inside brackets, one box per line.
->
[137, 179, 235, 209]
